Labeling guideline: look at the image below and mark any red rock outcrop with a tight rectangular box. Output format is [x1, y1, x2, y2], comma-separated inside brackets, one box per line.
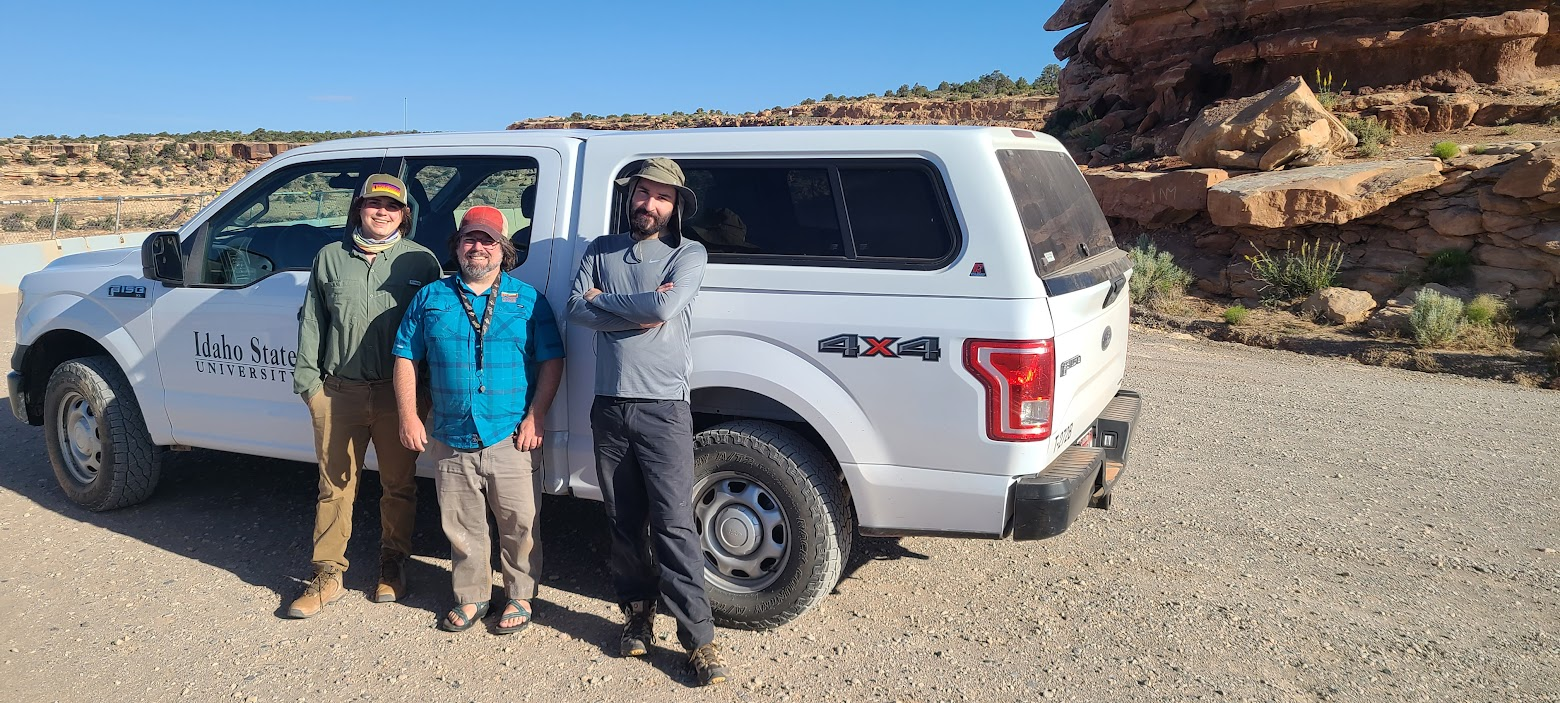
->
[1049, 1, 1558, 153]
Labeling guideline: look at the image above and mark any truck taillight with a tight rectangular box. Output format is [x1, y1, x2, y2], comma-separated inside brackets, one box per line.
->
[963, 339, 1054, 442]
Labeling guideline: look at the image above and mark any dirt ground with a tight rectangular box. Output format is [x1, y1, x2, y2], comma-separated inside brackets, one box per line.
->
[2, 319, 1557, 702]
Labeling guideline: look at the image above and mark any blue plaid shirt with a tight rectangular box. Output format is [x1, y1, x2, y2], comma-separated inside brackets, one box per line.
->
[392, 273, 564, 450]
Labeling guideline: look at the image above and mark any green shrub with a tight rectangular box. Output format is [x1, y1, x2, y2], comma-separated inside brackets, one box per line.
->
[0, 212, 27, 231]
[1422, 248, 1474, 286]
[1127, 236, 1193, 309]
[1431, 141, 1459, 159]
[1499, 125, 1518, 136]
[1344, 116, 1392, 151]
[1223, 305, 1250, 325]
[1462, 294, 1506, 326]
[1548, 340, 1560, 375]
[1357, 141, 1383, 158]
[1245, 240, 1344, 301]
[1410, 289, 1464, 347]
[20, 177, 35, 186]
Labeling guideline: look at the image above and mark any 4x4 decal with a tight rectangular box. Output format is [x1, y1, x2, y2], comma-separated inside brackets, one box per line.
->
[817, 334, 941, 361]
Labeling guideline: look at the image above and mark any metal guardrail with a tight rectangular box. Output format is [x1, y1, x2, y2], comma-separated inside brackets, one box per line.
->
[0, 192, 219, 245]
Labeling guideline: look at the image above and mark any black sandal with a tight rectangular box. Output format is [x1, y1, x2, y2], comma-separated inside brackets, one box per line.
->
[494, 599, 532, 635]
[438, 601, 489, 632]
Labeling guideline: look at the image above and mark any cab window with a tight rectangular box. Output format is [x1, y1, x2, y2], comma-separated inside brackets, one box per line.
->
[404, 157, 539, 271]
[195, 160, 376, 286]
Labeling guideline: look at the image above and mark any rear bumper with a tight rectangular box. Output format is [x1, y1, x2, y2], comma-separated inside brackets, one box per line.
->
[1010, 389, 1141, 541]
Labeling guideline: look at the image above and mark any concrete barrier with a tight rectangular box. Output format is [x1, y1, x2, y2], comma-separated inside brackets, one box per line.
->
[0, 232, 151, 293]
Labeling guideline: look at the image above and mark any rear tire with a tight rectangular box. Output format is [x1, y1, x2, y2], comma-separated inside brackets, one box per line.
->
[42, 356, 164, 511]
[692, 420, 852, 630]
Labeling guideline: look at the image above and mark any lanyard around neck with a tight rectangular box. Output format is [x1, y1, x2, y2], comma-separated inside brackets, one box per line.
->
[454, 280, 497, 378]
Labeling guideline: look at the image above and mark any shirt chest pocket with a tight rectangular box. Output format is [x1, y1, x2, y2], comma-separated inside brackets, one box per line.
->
[488, 303, 531, 349]
[325, 280, 362, 310]
[424, 302, 467, 339]
[379, 280, 421, 309]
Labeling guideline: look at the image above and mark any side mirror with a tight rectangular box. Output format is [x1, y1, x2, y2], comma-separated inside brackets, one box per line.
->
[141, 231, 184, 285]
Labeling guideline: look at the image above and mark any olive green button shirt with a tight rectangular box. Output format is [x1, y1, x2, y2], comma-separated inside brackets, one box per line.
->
[294, 237, 444, 396]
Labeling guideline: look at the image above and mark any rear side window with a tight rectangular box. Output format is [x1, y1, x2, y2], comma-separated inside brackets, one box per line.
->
[997, 149, 1116, 277]
[612, 159, 959, 268]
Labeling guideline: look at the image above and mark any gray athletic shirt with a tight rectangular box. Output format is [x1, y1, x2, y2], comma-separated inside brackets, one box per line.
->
[566, 233, 708, 401]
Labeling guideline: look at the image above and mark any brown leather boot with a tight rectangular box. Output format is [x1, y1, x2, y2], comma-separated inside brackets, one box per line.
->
[373, 554, 408, 603]
[688, 642, 729, 686]
[286, 568, 345, 619]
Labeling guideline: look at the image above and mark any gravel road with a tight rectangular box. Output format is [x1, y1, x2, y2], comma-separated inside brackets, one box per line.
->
[1, 320, 1556, 702]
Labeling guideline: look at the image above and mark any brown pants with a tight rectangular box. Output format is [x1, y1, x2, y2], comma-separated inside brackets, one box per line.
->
[306, 376, 421, 573]
[430, 438, 543, 604]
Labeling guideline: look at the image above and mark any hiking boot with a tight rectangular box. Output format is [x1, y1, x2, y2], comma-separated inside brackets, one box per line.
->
[373, 554, 408, 603]
[619, 600, 656, 656]
[688, 642, 729, 686]
[286, 568, 345, 619]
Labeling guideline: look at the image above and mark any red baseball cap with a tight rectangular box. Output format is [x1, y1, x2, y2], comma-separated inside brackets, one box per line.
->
[456, 206, 507, 240]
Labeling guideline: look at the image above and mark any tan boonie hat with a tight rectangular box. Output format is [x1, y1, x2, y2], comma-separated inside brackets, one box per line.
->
[359, 173, 409, 206]
[615, 157, 698, 217]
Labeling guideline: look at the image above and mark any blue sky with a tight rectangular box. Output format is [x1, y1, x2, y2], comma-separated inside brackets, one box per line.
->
[8, 0, 1070, 137]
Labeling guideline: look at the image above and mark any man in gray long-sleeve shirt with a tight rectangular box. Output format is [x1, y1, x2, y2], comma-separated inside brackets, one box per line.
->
[566, 158, 729, 686]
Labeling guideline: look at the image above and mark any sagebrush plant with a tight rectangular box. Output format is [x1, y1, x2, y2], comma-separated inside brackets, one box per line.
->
[1500, 125, 1519, 136]
[1127, 235, 1193, 310]
[1548, 340, 1560, 375]
[1462, 294, 1506, 326]
[1344, 117, 1391, 155]
[1431, 141, 1460, 159]
[1410, 289, 1464, 347]
[1245, 240, 1344, 301]
[1421, 248, 1475, 286]
[1223, 305, 1250, 325]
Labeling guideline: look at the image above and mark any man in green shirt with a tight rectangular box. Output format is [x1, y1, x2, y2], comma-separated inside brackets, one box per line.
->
[288, 173, 444, 619]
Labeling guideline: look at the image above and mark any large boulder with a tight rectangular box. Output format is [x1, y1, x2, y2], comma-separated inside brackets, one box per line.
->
[1492, 143, 1560, 200]
[1207, 159, 1446, 228]
[1083, 168, 1229, 225]
[1302, 287, 1378, 324]
[1177, 77, 1356, 170]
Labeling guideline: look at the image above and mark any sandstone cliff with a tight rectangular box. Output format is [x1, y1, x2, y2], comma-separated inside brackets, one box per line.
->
[1049, 1, 1559, 154]
[507, 96, 1058, 131]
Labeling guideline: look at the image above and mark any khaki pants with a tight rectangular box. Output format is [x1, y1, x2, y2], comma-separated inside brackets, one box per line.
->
[430, 438, 543, 604]
[306, 376, 421, 573]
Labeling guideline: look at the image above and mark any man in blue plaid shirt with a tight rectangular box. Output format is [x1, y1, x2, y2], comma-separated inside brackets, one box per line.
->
[392, 206, 564, 635]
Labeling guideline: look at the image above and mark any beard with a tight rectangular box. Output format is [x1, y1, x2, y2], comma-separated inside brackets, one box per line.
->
[459, 254, 500, 280]
[630, 206, 670, 238]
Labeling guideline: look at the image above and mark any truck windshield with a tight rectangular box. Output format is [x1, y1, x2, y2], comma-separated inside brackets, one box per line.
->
[997, 149, 1117, 278]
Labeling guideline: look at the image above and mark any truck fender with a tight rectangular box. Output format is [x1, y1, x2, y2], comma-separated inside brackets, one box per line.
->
[690, 333, 887, 466]
[18, 293, 173, 445]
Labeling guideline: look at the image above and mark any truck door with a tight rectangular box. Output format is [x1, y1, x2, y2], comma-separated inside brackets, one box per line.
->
[152, 154, 386, 461]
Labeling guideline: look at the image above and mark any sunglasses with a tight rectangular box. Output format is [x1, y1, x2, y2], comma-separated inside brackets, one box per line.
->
[361, 199, 406, 212]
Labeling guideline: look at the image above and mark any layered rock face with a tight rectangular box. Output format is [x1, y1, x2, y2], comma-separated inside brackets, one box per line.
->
[1091, 141, 1560, 324]
[1049, 1, 1557, 152]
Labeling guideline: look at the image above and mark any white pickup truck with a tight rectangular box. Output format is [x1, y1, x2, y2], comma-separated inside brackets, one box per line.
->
[8, 126, 1140, 628]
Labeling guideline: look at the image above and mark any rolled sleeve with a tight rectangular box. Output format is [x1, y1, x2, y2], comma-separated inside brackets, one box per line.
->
[392, 285, 430, 362]
[529, 293, 566, 362]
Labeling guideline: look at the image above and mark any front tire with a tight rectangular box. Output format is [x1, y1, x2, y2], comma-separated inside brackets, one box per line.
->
[42, 356, 164, 511]
[693, 420, 852, 630]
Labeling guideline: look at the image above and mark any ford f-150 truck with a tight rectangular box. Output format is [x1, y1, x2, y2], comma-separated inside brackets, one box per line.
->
[9, 126, 1140, 628]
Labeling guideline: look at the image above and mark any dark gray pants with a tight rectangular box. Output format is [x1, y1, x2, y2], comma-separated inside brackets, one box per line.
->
[591, 396, 714, 650]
